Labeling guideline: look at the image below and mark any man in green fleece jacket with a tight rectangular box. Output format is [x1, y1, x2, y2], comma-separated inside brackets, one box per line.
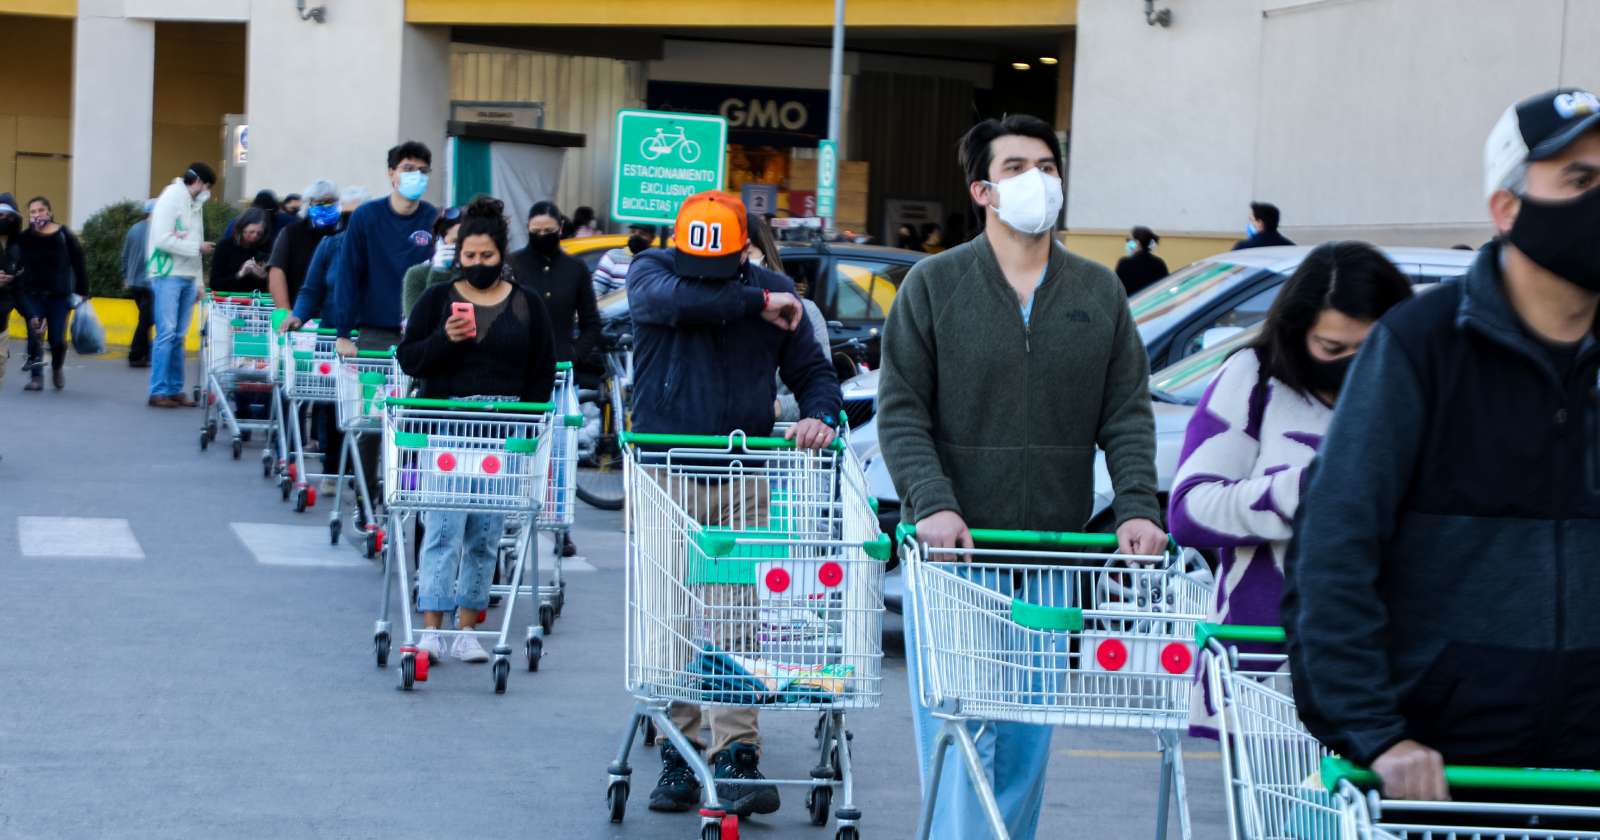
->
[878, 114, 1163, 839]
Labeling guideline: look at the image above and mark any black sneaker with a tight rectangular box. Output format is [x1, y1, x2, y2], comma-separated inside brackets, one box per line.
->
[562, 534, 578, 558]
[648, 743, 701, 813]
[713, 743, 780, 816]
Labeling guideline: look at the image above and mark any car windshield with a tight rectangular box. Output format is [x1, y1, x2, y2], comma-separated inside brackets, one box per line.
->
[1130, 260, 1268, 344]
[1149, 325, 1260, 405]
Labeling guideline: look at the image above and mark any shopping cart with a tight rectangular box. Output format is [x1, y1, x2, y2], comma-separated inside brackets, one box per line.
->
[333, 351, 408, 553]
[1197, 623, 1600, 839]
[604, 431, 889, 840]
[199, 293, 285, 467]
[376, 397, 569, 694]
[901, 528, 1211, 840]
[270, 322, 339, 505]
[522, 361, 579, 631]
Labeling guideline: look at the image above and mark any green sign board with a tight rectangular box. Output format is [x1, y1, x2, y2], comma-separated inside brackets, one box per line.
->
[816, 139, 838, 221]
[611, 109, 728, 225]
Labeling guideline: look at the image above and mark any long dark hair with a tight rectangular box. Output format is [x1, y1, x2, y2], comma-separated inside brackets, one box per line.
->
[233, 208, 270, 248]
[456, 196, 509, 258]
[1251, 241, 1413, 395]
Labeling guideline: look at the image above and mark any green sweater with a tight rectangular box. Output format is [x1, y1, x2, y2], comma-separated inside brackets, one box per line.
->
[877, 234, 1160, 532]
[401, 262, 451, 319]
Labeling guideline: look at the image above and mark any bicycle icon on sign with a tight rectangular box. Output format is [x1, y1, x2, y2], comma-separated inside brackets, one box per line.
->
[639, 126, 702, 164]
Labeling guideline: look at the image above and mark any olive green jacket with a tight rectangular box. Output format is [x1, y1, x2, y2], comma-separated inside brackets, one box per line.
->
[877, 234, 1161, 532]
[401, 262, 451, 319]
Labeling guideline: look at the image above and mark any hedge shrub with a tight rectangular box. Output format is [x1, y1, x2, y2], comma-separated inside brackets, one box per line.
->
[80, 199, 241, 299]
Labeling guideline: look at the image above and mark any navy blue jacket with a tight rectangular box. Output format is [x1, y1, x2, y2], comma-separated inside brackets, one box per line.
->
[627, 249, 840, 437]
[292, 232, 345, 325]
[327, 197, 438, 337]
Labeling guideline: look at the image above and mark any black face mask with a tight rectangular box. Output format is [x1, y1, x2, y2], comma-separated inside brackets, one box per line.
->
[0, 217, 18, 236]
[627, 234, 651, 255]
[530, 231, 561, 256]
[459, 263, 501, 290]
[1508, 186, 1600, 291]
[1306, 353, 1353, 396]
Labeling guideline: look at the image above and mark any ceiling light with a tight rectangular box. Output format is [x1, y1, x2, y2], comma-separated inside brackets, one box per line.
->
[1039, 57, 1058, 65]
[1011, 62, 1031, 71]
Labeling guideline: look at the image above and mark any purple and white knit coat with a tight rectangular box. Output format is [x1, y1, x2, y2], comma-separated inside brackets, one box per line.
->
[1167, 348, 1331, 737]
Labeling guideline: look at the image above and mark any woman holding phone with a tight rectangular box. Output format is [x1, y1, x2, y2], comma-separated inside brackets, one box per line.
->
[396, 196, 558, 664]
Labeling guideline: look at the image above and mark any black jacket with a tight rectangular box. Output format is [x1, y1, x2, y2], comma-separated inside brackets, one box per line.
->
[509, 246, 600, 363]
[0, 192, 18, 308]
[15, 225, 88, 300]
[627, 248, 841, 437]
[210, 236, 272, 294]
[1115, 250, 1168, 296]
[1232, 229, 1295, 250]
[395, 279, 556, 404]
[1284, 242, 1600, 769]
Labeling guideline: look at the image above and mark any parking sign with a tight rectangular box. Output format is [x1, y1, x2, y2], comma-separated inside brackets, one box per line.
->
[816, 139, 838, 221]
[612, 109, 728, 225]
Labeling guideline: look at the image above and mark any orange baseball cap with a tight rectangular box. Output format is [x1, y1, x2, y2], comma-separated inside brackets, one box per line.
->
[674, 191, 749, 279]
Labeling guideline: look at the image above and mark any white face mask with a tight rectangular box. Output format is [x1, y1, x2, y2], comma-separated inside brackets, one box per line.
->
[984, 168, 1063, 236]
[196, 190, 211, 204]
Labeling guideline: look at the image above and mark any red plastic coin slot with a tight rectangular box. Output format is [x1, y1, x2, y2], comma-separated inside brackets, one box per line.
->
[482, 455, 501, 475]
[318, 362, 331, 375]
[437, 453, 457, 472]
[1161, 643, 1193, 675]
[1096, 638, 1128, 671]
[817, 561, 844, 588]
[765, 568, 791, 593]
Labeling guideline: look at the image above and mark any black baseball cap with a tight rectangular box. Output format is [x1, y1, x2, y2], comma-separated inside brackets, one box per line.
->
[1485, 88, 1600, 196]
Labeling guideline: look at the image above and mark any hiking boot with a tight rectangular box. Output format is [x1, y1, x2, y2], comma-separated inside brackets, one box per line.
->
[648, 743, 702, 813]
[713, 743, 779, 816]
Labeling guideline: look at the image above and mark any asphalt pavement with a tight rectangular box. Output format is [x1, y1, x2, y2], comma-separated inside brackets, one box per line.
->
[1, 355, 1227, 839]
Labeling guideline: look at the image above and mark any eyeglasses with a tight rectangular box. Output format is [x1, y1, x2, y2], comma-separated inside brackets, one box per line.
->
[398, 164, 432, 175]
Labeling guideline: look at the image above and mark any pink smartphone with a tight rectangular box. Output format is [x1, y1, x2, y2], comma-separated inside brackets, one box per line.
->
[451, 301, 476, 337]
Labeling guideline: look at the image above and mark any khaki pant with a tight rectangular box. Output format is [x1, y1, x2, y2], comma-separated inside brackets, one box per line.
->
[660, 472, 770, 756]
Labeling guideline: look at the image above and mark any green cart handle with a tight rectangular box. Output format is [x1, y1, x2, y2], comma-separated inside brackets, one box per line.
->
[1011, 600, 1084, 632]
[698, 531, 895, 562]
[353, 349, 395, 359]
[1195, 623, 1286, 649]
[387, 397, 584, 427]
[1321, 756, 1600, 795]
[619, 431, 847, 453]
[555, 361, 573, 371]
[894, 523, 1178, 554]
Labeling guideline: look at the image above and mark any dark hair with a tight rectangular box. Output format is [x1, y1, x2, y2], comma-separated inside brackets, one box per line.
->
[1250, 241, 1413, 395]
[628, 224, 655, 237]
[183, 162, 217, 186]
[282, 193, 301, 204]
[572, 206, 596, 227]
[251, 190, 280, 212]
[433, 206, 463, 240]
[233, 208, 270, 246]
[456, 196, 509, 257]
[1131, 226, 1158, 250]
[386, 141, 432, 170]
[27, 195, 51, 212]
[746, 212, 783, 271]
[1250, 202, 1282, 232]
[527, 200, 561, 222]
[958, 114, 1062, 192]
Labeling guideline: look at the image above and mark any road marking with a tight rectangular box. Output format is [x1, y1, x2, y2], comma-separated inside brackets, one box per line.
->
[1066, 749, 1220, 761]
[18, 516, 144, 559]
[231, 523, 367, 568]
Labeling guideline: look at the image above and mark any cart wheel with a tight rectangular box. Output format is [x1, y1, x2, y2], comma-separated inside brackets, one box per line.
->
[193, 386, 201, 403]
[280, 478, 291, 501]
[643, 718, 657, 746]
[539, 604, 555, 635]
[240, 429, 253, 444]
[374, 632, 390, 667]
[329, 519, 342, 545]
[206, 420, 217, 440]
[555, 589, 566, 616]
[363, 529, 378, 559]
[294, 485, 309, 513]
[372, 529, 385, 555]
[525, 637, 542, 671]
[807, 787, 832, 826]
[231, 438, 243, 460]
[606, 780, 628, 823]
[261, 450, 273, 478]
[703, 814, 738, 840]
[199, 431, 210, 451]
[493, 658, 509, 694]
[398, 651, 416, 690]
[834, 828, 858, 840]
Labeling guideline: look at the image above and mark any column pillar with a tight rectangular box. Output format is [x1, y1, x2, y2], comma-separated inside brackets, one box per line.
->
[70, 9, 156, 225]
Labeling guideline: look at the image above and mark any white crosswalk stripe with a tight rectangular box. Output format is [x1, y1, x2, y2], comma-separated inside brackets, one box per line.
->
[231, 523, 367, 568]
[17, 516, 144, 559]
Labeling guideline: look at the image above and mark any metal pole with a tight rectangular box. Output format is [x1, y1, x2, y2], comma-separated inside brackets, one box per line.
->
[826, 0, 845, 232]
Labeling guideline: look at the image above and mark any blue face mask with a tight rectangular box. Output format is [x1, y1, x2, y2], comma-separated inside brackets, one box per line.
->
[308, 203, 340, 228]
[1245, 221, 1260, 239]
[397, 171, 428, 201]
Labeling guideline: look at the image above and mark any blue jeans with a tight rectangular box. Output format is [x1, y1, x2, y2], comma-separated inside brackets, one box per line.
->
[149, 275, 197, 397]
[905, 567, 1064, 840]
[417, 510, 505, 613]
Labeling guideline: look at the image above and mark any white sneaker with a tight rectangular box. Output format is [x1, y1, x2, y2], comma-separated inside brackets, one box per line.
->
[416, 631, 444, 664]
[451, 633, 490, 663]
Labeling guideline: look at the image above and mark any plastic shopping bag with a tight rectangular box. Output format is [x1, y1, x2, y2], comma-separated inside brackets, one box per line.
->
[70, 297, 106, 356]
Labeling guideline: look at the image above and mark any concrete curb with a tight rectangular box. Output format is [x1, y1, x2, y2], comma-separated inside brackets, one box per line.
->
[8, 297, 204, 351]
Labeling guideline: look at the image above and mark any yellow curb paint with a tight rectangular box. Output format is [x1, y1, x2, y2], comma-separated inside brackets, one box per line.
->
[8, 297, 204, 351]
